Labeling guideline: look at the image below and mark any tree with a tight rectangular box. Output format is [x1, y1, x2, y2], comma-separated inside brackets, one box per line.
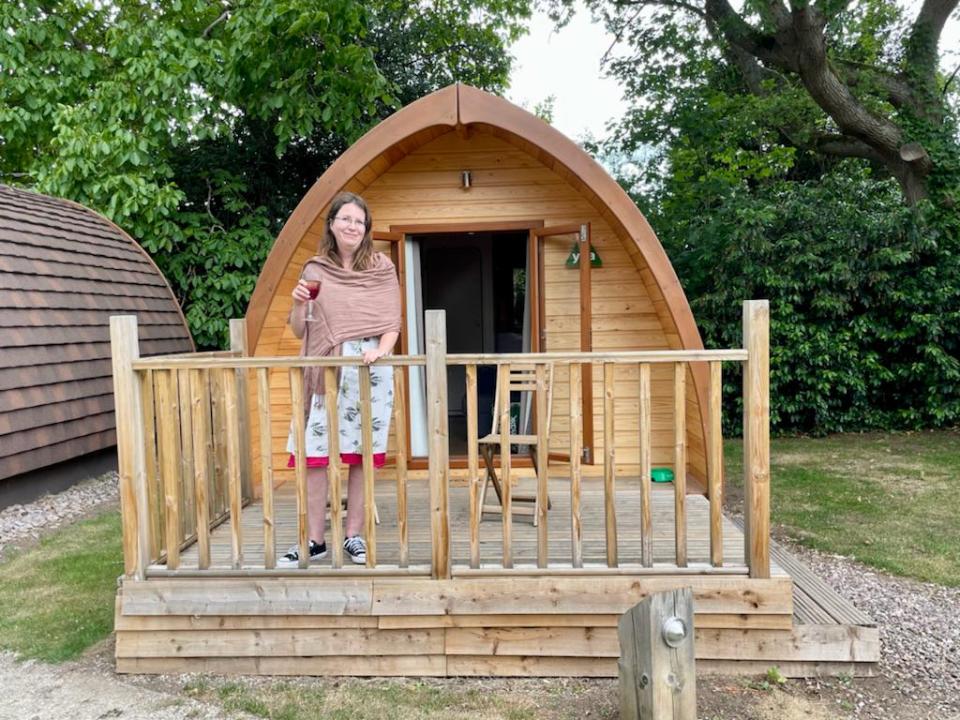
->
[552, 0, 960, 205]
[0, 0, 530, 347]
[572, 0, 960, 432]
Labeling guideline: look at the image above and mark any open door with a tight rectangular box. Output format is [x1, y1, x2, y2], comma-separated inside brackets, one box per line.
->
[373, 231, 407, 353]
[373, 231, 413, 464]
[533, 223, 595, 464]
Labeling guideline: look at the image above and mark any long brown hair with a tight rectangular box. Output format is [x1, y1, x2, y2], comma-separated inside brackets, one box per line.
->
[318, 192, 374, 270]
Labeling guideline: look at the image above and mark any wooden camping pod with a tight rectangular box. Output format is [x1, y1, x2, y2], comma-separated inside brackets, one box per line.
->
[0, 184, 194, 484]
[245, 84, 711, 486]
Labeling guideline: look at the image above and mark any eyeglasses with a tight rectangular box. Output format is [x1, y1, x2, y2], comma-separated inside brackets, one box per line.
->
[334, 216, 366, 229]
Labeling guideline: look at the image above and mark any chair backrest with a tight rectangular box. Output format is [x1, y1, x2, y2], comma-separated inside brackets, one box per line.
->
[489, 363, 554, 439]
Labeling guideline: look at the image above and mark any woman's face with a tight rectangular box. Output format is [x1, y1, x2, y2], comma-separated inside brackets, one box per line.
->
[330, 202, 367, 259]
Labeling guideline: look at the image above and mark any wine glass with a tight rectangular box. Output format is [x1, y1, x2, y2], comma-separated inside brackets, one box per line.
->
[304, 281, 320, 321]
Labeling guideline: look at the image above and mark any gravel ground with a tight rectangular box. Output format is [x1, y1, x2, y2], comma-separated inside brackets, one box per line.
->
[785, 541, 960, 718]
[0, 473, 957, 719]
[0, 652, 251, 720]
[0, 472, 119, 557]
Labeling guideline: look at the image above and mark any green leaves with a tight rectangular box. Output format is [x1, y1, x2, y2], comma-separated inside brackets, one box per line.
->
[2, 0, 531, 349]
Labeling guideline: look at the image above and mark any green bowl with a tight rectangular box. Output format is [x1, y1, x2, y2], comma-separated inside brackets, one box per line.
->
[651, 467, 674, 483]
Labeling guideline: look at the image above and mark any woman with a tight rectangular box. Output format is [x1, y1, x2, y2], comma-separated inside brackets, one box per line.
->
[280, 192, 401, 566]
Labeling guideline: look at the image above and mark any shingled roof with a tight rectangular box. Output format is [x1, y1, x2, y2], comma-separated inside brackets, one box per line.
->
[0, 184, 193, 482]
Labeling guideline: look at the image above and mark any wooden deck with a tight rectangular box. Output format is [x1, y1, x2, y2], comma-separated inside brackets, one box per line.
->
[177, 477, 761, 571]
[114, 477, 878, 677]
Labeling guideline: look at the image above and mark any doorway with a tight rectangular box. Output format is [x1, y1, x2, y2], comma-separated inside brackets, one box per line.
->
[407, 230, 530, 456]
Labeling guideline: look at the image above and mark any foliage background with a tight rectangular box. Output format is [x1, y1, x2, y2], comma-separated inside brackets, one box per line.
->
[0, 0, 530, 348]
[582, 0, 960, 433]
[3, 0, 959, 433]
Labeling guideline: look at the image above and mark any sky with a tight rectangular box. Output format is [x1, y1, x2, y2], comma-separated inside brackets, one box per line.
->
[506, 7, 622, 142]
[507, 4, 960, 143]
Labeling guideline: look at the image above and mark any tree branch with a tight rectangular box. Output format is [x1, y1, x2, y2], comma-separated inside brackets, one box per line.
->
[833, 59, 917, 109]
[203, 9, 231, 38]
[904, 0, 959, 79]
[813, 133, 884, 162]
[704, 0, 797, 71]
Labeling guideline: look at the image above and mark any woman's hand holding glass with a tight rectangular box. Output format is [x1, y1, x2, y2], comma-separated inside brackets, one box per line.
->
[293, 279, 321, 322]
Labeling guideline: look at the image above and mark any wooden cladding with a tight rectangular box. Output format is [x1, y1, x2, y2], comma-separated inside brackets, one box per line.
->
[109, 301, 770, 580]
[1, 185, 192, 482]
[250, 123, 710, 484]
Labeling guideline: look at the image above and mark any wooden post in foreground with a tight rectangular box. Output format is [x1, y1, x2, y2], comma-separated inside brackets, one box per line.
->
[425, 310, 450, 579]
[742, 300, 771, 579]
[110, 316, 150, 580]
[229, 319, 254, 500]
[618, 588, 696, 720]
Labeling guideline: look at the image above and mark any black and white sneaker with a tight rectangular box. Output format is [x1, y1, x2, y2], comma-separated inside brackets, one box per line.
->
[343, 536, 367, 565]
[277, 540, 327, 568]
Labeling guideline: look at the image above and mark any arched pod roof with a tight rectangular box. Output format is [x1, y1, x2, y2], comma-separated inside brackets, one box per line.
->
[248, 83, 703, 356]
[246, 84, 708, 456]
[0, 184, 194, 482]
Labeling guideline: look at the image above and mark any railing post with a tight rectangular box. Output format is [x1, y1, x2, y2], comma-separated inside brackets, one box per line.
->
[229, 319, 254, 500]
[425, 310, 451, 579]
[742, 300, 770, 578]
[109, 316, 150, 580]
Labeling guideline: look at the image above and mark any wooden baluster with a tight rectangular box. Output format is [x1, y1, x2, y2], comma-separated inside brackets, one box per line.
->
[359, 364, 376, 568]
[708, 361, 724, 568]
[289, 368, 310, 569]
[325, 366, 343, 568]
[466, 364, 480, 569]
[223, 368, 244, 569]
[190, 369, 212, 570]
[257, 368, 275, 569]
[499, 362, 512, 569]
[673, 363, 687, 567]
[177, 369, 196, 540]
[211, 370, 229, 518]
[109, 316, 150, 579]
[603, 362, 618, 567]
[155, 369, 181, 570]
[229, 319, 253, 501]
[535, 363, 549, 568]
[139, 369, 162, 562]
[392, 368, 410, 568]
[638, 363, 653, 567]
[569, 362, 583, 568]
[202, 370, 216, 524]
[425, 310, 450, 580]
[743, 300, 771, 578]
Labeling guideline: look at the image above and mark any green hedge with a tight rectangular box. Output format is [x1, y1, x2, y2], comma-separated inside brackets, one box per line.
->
[661, 169, 960, 433]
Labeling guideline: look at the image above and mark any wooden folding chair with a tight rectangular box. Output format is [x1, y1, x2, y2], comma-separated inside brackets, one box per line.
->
[478, 363, 554, 523]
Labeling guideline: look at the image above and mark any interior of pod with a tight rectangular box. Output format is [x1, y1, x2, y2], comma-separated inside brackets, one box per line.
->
[245, 84, 711, 490]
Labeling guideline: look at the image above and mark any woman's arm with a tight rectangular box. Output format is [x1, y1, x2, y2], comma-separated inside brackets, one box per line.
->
[362, 331, 399, 364]
[288, 280, 310, 339]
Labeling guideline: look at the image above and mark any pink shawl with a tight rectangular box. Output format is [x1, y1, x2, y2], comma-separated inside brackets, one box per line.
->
[290, 252, 402, 402]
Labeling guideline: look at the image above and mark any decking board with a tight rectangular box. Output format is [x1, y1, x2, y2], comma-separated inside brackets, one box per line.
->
[176, 478, 763, 571]
[117, 476, 879, 677]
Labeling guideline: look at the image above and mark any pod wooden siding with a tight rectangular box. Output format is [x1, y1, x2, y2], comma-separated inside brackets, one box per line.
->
[245, 84, 711, 491]
[0, 184, 193, 481]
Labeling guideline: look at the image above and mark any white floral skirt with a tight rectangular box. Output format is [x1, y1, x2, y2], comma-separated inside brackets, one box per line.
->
[286, 337, 394, 468]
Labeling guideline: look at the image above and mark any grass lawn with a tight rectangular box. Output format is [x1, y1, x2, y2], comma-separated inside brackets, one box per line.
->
[0, 510, 123, 662]
[183, 678, 543, 720]
[724, 429, 960, 587]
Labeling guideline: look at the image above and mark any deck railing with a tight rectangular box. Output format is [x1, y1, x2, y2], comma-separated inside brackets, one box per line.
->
[110, 300, 769, 582]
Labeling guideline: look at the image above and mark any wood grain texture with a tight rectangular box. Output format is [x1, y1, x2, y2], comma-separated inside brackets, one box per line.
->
[425, 311, 450, 579]
[743, 301, 770, 579]
[244, 86, 711, 487]
[708, 361, 723, 568]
